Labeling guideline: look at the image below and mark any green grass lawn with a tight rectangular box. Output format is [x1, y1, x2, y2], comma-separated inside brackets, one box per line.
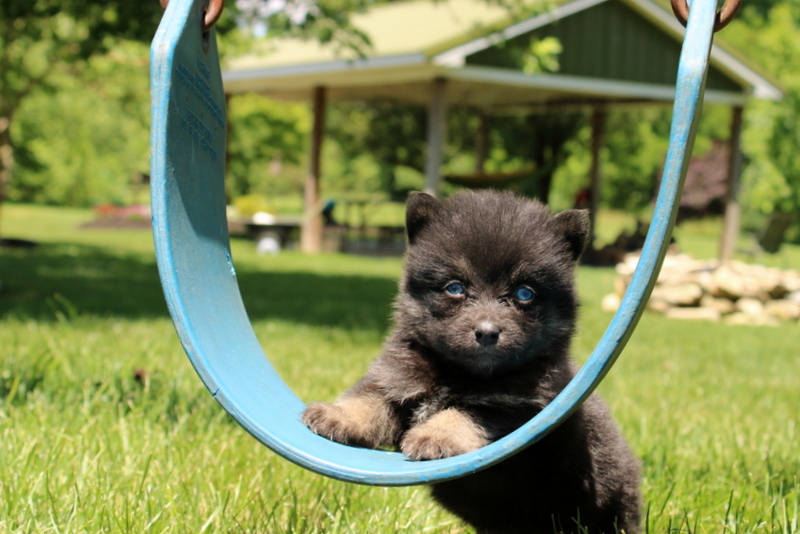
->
[1, 204, 798, 533]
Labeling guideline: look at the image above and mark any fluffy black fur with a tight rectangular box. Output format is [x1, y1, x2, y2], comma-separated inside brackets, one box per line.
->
[303, 190, 641, 534]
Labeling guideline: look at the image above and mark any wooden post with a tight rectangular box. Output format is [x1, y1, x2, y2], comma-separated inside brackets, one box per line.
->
[719, 106, 743, 263]
[301, 86, 326, 253]
[424, 78, 448, 197]
[589, 108, 606, 248]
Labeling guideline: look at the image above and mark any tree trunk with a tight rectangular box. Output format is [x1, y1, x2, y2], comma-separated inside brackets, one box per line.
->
[0, 116, 14, 237]
[537, 167, 555, 204]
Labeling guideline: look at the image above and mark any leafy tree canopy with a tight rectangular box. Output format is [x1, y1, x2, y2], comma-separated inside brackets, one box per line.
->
[0, 0, 165, 215]
[727, 1, 800, 221]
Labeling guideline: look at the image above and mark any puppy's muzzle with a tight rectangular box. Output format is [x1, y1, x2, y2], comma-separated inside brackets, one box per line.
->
[475, 321, 501, 347]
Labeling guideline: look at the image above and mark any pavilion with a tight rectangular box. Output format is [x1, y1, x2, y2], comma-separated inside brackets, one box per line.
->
[222, 0, 781, 254]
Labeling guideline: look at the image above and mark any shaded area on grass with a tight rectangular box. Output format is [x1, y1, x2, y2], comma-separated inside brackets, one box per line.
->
[0, 242, 397, 331]
[2, 207, 800, 532]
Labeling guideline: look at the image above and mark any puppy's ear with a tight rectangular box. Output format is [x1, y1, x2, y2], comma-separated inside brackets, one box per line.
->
[406, 192, 443, 245]
[552, 209, 589, 262]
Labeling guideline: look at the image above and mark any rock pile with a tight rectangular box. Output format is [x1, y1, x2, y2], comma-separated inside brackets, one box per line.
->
[602, 254, 800, 325]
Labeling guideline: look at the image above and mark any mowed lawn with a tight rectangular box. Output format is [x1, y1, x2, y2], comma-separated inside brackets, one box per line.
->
[0, 204, 798, 533]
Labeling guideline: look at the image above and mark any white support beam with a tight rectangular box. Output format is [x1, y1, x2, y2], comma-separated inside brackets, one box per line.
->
[424, 78, 448, 197]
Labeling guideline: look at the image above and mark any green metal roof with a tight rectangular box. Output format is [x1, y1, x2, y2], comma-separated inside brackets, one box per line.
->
[223, 0, 781, 106]
[466, 0, 740, 92]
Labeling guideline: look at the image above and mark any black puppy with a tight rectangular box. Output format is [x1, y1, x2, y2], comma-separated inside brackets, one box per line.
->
[303, 190, 640, 534]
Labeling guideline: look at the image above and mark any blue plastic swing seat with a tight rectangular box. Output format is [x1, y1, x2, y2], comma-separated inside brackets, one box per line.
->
[150, 0, 717, 486]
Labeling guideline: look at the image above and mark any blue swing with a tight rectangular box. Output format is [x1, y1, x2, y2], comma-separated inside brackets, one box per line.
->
[150, 0, 723, 486]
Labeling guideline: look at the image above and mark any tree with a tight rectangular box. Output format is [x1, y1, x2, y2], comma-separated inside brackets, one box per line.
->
[597, 109, 671, 211]
[10, 44, 153, 207]
[327, 101, 430, 198]
[720, 2, 800, 236]
[227, 94, 310, 198]
[327, 102, 587, 204]
[0, 0, 168, 228]
[236, 0, 372, 54]
[490, 112, 584, 203]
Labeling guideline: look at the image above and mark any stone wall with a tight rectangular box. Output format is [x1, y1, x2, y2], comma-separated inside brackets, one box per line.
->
[602, 254, 800, 325]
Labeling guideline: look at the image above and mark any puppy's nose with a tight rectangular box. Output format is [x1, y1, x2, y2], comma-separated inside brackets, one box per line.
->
[475, 321, 501, 347]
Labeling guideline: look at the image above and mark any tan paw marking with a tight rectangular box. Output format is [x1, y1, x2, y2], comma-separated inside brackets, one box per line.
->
[400, 408, 490, 460]
[302, 395, 394, 448]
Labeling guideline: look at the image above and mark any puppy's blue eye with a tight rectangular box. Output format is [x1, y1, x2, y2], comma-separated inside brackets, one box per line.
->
[445, 283, 465, 296]
[514, 286, 534, 302]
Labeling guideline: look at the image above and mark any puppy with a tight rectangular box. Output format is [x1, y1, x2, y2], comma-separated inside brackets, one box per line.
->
[303, 190, 640, 534]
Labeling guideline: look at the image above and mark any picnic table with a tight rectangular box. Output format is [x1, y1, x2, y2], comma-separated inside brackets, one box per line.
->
[232, 201, 407, 255]
[239, 212, 303, 251]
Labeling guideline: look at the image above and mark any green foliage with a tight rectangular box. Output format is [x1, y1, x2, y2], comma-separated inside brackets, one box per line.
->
[522, 36, 563, 74]
[492, 112, 585, 202]
[550, 104, 735, 213]
[708, 0, 800, 241]
[598, 109, 671, 211]
[0, 1, 236, 208]
[321, 142, 388, 197]
[327, 102, 588, 203]
[226, 94, 310, 198]
[236, 0, 374, 55]
[329, 101, 429, 173]
[722, 3, 800, 232]
[0, 0, 164, 203]
[0, 1, 161, 72]
[327, 101, 473, 199]
[9, 43, 150, 206]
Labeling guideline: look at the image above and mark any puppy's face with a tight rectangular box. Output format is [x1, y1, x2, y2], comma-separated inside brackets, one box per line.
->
[397, 191, 588, 376]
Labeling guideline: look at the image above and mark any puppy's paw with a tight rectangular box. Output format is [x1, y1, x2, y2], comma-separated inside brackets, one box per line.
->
[400, 408, 489, 460]
[401, 427, 475, 460]
[302, 396, 393, 448]
[302, 402, 360, 446]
